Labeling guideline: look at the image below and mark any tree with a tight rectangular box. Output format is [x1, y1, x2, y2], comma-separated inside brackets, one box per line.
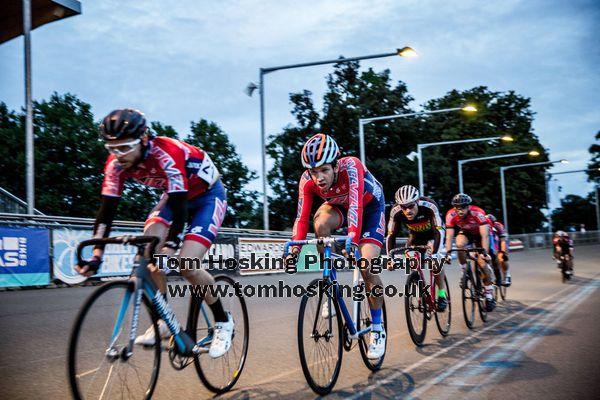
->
[551, 192, 598, 231]
[186, 119, 260, 228]
[267, 62, 417, 230]
[417, 87, 549, 233]
[588, 131, 600, 183]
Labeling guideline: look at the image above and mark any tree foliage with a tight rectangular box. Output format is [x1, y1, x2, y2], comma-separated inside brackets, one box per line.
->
[551, 192, 598, 231]
[588, 131, 600, 183]
[186, 119, 260, 228]
[0, 94, 259, 227]
[267, 63, 549, 233]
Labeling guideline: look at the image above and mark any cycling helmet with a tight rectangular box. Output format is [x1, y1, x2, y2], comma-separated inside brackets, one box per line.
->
[555, 230, 565, 236]
[395, 185, 420, 206]
[301, 133, 340, 169]
[451, 193, 472, 207]
[486, 214, 497, 223]
[99, 108, 147, 141]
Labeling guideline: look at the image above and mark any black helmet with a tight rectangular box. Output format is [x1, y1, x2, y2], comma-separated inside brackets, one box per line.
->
[451, 193, 472, 206]
[99, 109, 147, 141]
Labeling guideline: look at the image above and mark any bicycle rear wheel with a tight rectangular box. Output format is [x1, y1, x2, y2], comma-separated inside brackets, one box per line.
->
[461, 267, 476, 330]
[192, 275, 249, 394]
[68, 281, 160, 400]
[434, 275, 451, 336]
[476, 268, 488, 323]
[298, 278, 343, 395]
[405, 271, 427, 346]
[357, 297, 387, 371]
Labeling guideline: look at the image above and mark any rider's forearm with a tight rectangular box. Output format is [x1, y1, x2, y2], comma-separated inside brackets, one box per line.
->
[164, 192, 188, 248]
[92, 195, 120, 251]
[385, 233, 397, 254]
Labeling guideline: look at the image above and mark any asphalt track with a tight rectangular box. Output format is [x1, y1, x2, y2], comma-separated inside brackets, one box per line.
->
[1, 245, 599, 399]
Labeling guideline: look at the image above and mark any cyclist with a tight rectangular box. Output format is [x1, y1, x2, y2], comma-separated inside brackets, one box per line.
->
[386, 185, 448, 311]
[286, 133, 387, 359]
[75, 108, 233, 358]
[486, 214, 511, 286]
[553, 230, 574, 274]
[444, 193, 496, 312]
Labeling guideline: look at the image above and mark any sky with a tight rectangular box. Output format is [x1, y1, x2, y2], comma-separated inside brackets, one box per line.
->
[1, 0, 599, 211]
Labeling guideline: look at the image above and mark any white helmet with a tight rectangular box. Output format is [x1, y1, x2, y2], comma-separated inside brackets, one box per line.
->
[395, 185, 420, 206]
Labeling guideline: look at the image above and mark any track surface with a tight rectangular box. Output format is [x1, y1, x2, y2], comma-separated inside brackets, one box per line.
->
[1, 245, 599, 399]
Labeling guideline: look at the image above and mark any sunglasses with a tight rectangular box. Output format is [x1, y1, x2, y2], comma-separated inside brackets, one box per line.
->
[104, 139, 141, 156]
[455, 205, 469, 210]
[400, 203, 417, 210]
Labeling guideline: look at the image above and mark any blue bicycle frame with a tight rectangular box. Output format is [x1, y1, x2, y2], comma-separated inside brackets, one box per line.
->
[77, 236, 211, 358]
[284, 236, 372, 339]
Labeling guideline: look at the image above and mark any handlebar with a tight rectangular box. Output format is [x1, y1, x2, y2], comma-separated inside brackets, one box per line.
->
[448, 247, 488, 257]
[283, 236, 353, 257]
[77, 235, 160, 265]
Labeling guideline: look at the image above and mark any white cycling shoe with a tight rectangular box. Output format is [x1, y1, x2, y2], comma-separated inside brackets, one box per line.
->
[134, 320, 171, 346]
[209, 312, 235, 359]
[367, 329, 386, 359]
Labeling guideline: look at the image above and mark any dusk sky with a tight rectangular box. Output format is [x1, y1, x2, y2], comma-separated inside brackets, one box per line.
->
[1, 0, 598, 210]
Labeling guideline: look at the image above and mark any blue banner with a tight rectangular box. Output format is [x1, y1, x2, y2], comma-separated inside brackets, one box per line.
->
[53, 228, 141, 285]
[0, 227, 50, 287]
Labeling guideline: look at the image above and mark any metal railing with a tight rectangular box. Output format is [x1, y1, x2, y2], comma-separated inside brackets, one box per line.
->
[510, 231, 600, 250]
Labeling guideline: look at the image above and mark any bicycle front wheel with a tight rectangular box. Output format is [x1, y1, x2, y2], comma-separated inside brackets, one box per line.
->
[68, 280, 160, 400]
[434, 275, 451, 336]
[405, 271, 427, 346]
[298, 278, 343, 395]
[192, 275, 249, 394]
[461, 267, 476, 330]
[357, 297, 387, 371]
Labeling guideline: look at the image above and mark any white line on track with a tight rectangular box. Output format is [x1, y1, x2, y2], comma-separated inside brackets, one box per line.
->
[348, 275, 600, 399]
[406, 278, 600, 399]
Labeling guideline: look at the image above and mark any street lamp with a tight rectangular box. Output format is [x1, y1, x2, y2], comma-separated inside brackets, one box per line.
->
[457, 150, 539, 193]
[500, 159, 569, 234]
[358, 105, 476, 165]
[545, 168, 600, 232]
[416, 135, 513, 195]
[247, 47, 417, 230]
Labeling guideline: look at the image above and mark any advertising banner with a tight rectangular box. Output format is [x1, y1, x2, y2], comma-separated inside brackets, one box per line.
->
[237, 237, 288, 275]
[53, 228, 141, 285]
[0, 227, 50, 287]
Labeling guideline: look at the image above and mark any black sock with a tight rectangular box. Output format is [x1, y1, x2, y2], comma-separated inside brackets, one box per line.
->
[209, 299, 228, 323]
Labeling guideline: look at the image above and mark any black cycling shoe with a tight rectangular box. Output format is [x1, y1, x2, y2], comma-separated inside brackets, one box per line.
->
[437, 297, 448, 312]
[485, 297, 496, 312]
[504, 276, 512, 287]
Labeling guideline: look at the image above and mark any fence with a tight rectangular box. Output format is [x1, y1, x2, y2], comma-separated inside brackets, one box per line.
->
[510, 230, 600, 250]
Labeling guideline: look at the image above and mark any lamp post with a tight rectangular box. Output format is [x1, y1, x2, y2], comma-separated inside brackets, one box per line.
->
[545, 168, 600, 232]
[457, 150, 539, 193]
[248, 47, 417, 230]
[358, 105, 476, 165]
[417, 135, 513, 195]
[500, 159, 568, 234]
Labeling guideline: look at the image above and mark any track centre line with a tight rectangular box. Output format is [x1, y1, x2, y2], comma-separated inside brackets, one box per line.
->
[407, 278, 600, 399]
[349, 274, 600, 399]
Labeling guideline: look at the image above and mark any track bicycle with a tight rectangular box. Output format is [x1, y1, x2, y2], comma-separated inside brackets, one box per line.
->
[68, 235, 249, 399]
[449, 247, 491, 330]
[284, 236, 387, 395]
[389, 246, 451, 346]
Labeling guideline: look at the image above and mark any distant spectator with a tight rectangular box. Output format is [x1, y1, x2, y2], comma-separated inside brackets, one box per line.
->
[580, 224, 586, 233]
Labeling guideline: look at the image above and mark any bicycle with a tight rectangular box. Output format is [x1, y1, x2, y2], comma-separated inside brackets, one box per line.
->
[284, 236, 387, 395]
[388, 246, 451, 347]
[491, 253, 507, 301]
[450, 247, 490, 330]
[68, 236, 249, 399]
[558, 254, 573, 283]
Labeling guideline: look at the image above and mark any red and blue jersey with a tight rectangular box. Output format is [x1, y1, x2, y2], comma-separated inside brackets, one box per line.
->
[101, 137, 220, 199]
[292, 156, 384, 246]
